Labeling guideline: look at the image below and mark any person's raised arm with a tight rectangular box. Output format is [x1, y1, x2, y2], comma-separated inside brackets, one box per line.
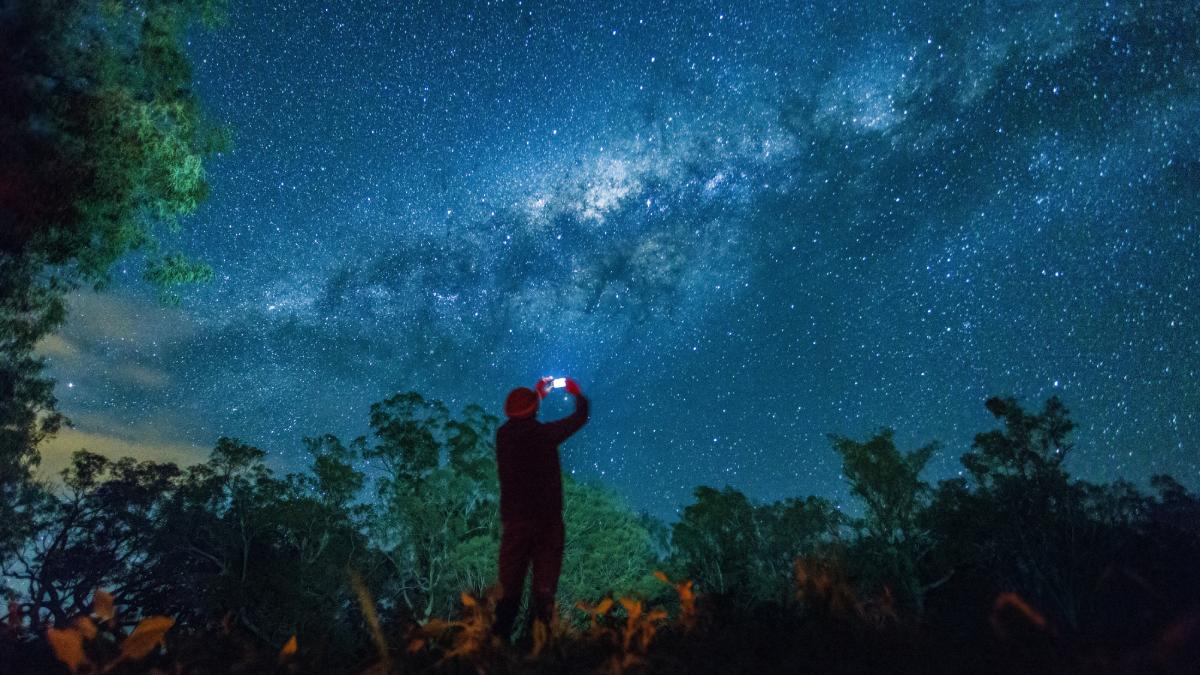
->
[542, 378, 589, 445]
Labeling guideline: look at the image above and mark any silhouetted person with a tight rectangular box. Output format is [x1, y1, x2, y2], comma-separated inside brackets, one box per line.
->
[492, 376, 589, 642]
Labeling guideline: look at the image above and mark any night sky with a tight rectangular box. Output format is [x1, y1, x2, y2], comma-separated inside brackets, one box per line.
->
[39, 1, 1199, 519]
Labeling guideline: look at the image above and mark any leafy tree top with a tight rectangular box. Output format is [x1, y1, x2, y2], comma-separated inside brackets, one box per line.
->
[829, 429, 937, 548]
[0, 0, 228, 294]
[962, 396, 1076, 487]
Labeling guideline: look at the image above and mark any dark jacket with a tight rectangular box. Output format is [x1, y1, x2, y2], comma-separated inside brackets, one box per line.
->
[495, 394, 589, 524]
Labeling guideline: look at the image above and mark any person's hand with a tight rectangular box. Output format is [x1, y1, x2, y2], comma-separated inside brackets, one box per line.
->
[536, 376, 553, 399]
[565, 377, 582, 396]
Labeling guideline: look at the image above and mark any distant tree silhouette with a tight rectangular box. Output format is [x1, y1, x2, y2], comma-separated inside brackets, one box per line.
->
[670, 486, 841, 607]
[671, 486, 759, 600]
[829, 429, 947, 614]
[4, 390, 1200, 673]
[0, 435, 378, 664]
[962, 396, 1075, 487]
[928, 396, 1146, 631]
[1, 450, 180, 630]
[150, 436, 377, 653]
[756, 496, 844, 592]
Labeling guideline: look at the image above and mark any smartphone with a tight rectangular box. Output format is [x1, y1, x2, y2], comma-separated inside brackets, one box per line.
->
[552, 377, 567, 389]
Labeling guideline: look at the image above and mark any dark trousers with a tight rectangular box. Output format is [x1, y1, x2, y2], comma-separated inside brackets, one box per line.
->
[492, 519, 565, 640]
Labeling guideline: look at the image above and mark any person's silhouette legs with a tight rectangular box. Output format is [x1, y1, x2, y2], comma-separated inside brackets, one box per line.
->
[492, 520, 565, 642]
[493, 520, 534, 641]
[529, 521, 565, 628]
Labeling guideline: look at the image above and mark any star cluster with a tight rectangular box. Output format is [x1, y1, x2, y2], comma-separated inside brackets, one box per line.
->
[43, 0, 1199, 518]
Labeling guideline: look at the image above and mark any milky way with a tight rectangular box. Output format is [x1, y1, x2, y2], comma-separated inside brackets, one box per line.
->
[43, 1, 1199, 518]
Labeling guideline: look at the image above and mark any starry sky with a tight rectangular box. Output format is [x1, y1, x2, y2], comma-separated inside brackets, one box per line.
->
[39, 0, 1199, 518]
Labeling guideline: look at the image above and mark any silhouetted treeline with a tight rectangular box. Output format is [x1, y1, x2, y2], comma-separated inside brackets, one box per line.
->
[666, 396, 1200, 674]
[2, 392, 1198, 673]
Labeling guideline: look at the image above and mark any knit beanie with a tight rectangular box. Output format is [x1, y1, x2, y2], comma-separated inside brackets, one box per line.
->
[504, 387, 539, 419]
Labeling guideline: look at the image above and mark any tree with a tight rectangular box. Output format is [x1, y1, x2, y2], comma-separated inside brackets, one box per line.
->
[756, 496, 843, 593]
[637, 510, 672, 561]
[670, 486, 841, 607]
[0, 0, 228, 279]
[0, 450, 179, 631]
[145, 436, 377, 659]
[670, 486, 760, 601]
[0, 0, 226, 560]
[1, 433, 382, 668]
[559, 479, 660, 613]
[1143, 475, 1200, 609]
[0, 260, 68, 552]
[363, 393, 501, 620]
[929, 396, 1141, 631]
[829, 429, 945, 614]
[960, 396, 1083, 626]
[961, 396, 1075, 488]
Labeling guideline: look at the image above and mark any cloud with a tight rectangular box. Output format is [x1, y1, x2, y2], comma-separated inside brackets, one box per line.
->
[40, 290, 197, 397]
[64, 290, 200, 344]
[35, 333, 80, 362]
[115, 363, 171, 390]
[37, 425, 206, 481]
[31, 290, 212, 457]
